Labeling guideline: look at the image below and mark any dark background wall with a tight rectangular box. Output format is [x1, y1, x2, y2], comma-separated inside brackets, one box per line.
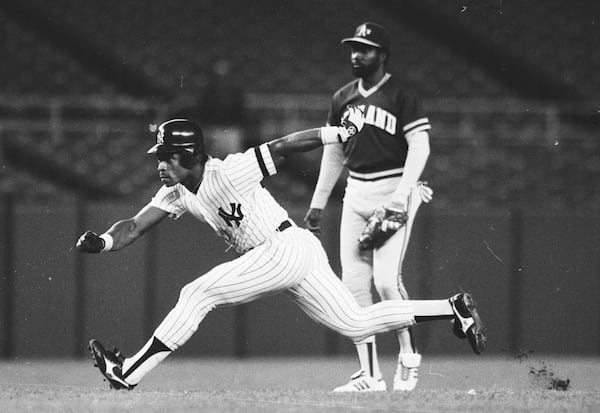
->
[1, 200, 598, 358]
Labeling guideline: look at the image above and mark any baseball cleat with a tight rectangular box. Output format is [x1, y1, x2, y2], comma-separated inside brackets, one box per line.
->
[332, 370, 387, 392]
[449, 293, 487, 354]
[88, 339, 135, 390]
[393, 353, 421, 391]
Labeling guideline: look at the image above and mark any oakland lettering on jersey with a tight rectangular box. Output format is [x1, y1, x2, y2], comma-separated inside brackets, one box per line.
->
[218, 203, 244, 227]
[359, 105, 397, 135]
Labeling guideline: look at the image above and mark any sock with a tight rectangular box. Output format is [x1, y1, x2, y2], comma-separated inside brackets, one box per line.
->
[411, 299, 454, 322]
[355, 336, 381, 378]
[122, 336, 172, 385]
[397, 327, 417, 354]
[400, 352, 422, 368]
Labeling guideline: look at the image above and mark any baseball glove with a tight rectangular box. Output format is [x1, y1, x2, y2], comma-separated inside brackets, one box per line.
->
[358, 206, 408, 251]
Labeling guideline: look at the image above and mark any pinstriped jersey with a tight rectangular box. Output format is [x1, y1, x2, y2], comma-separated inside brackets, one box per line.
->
[327, 73, 431, 174]
[149, 143, 289, 254]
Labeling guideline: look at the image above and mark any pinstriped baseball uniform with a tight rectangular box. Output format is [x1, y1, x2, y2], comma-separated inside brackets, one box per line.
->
[149, 143, 416, 349]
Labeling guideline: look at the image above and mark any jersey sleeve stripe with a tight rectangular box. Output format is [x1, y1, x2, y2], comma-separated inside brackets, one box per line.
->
[403, 117, 431, 135]
[258, 143, 277, 177]
[254, 147, 269, 178]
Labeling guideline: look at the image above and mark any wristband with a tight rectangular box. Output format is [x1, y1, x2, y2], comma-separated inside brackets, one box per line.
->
[319, 126, 343, 145]
[100, 233, 114, 252]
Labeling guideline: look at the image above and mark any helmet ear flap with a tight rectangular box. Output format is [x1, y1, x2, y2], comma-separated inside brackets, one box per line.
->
[178, 150, 208, 169]
[179, 151, 196, 169]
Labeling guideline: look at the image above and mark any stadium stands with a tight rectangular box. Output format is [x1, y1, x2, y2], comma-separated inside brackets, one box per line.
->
[0, 0, 597, 211]
[427, 0, 600, 99]
[0, 10, 119, 96]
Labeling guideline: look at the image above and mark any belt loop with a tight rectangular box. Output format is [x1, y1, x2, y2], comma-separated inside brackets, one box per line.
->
[277, 220, 292, 232]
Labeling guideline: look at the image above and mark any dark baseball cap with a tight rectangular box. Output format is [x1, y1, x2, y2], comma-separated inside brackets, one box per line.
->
[341, 22, 390, 52]
[147, 119, 204, 154]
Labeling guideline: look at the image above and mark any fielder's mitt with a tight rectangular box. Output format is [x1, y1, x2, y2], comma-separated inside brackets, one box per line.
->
[358, 206, 408, 250]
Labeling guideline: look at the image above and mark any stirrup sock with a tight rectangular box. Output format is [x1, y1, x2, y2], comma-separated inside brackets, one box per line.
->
[122, 336, 172, 385]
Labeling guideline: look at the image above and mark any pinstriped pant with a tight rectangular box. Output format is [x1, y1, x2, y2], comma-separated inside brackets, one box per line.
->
[154, 227, 415, 350]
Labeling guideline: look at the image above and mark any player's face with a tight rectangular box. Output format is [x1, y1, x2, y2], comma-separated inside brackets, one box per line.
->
[155, 152, 190, 186]
[349, 44, 382, 78]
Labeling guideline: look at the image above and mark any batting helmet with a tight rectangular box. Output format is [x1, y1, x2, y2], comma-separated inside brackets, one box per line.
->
[147, 119, 205, 156]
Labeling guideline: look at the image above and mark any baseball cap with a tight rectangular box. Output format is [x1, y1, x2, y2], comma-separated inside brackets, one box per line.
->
[341, 22, 390, 52]
[147, 119, 204, 154]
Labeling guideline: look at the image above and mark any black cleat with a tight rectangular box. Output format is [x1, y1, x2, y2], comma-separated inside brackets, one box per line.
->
[88, 339, 135, 390]
[449, 293, 487, 354]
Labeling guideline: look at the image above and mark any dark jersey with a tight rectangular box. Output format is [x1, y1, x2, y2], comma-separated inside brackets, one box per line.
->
[327, 73, 430, 174]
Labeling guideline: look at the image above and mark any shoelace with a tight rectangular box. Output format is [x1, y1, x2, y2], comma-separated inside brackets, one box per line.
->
[401, 365, 418, 381]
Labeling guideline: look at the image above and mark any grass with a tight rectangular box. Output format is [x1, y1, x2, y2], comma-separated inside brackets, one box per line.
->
[1, 355, 599, 412]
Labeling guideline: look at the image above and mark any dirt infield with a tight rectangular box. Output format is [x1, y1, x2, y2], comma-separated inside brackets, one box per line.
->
[1, 355, 599, 412]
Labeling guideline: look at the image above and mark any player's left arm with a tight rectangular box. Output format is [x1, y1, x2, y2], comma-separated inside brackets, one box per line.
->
[388, 130, 430, 210]
[267, 105, 364, 167]
[389, 92, 431, 211]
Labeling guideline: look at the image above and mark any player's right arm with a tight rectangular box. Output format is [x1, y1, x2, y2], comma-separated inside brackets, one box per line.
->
[303, 97, 346, 234]
[75, 204, 168, 253]
[303, 144, 345, 234]
[267, 105, 363, 167]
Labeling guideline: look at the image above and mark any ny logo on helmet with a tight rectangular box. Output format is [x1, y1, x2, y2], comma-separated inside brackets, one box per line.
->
[356, 24, 371, 37]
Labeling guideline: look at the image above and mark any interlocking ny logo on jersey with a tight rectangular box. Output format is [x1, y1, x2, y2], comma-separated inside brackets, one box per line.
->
[218, 203, 244, 227]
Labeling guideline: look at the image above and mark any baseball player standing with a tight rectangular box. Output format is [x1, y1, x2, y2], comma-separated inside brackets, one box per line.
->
[305, 22, 433, 392]
[76, 116, 485, 390]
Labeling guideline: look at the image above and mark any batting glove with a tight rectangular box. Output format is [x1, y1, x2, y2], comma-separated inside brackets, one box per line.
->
[339, 105, 365, 142]
[320, 105, 365, 145]
[76, 230, 106, 253]
[417, 181, 433, 203]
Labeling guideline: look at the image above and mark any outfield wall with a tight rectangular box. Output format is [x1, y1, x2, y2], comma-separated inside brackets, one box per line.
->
[0, 199, 598, 358]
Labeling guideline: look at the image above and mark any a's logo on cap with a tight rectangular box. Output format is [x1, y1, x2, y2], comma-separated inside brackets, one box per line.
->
[356, 24, 371, 38]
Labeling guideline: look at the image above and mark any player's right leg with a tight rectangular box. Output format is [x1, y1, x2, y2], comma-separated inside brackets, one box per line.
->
[336, 202, 385, 392]
[89, 231, 311, 389]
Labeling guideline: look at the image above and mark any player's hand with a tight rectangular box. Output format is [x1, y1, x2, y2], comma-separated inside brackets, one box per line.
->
[338, 105, 365, 142]
[303, 208, 323, 237]
[75, 230, 105, 253]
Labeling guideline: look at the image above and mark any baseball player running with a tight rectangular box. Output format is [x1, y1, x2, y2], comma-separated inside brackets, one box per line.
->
[305, 22, 433, 392]
[76, 114, 486, 391]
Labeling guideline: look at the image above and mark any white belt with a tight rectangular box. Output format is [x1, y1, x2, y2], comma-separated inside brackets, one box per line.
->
[349, 167, 404, 182]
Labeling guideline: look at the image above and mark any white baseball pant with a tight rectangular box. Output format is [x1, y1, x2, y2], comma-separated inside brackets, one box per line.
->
[153, 226, 415, 350]
[340, 178, 424, 306]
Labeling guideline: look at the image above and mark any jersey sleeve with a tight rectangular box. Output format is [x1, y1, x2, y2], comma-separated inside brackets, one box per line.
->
[397, 91, 431, 138]
[149, 185, 186, 219]
[222, 143, 277, 190]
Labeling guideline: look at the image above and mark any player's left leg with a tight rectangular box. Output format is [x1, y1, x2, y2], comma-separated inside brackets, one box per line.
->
[337, 199, 384, 391]
[287, 234, 486, 352]
[289, 268, 486, 356]
[373, 185, 424, 391]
